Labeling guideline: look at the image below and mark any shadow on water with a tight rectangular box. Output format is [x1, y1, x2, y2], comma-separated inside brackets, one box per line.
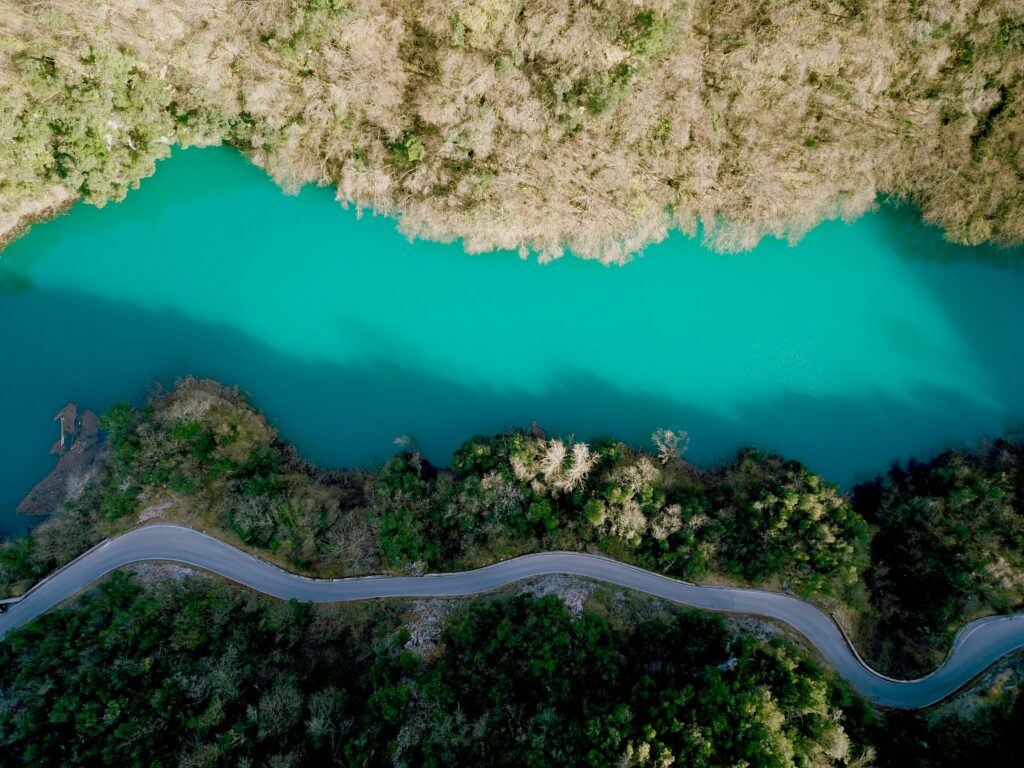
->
[0, 268, 32, 295]
[3, 146, 1024, 536]
[3, 285, 1020, 535]
[866, 201, 1024, 420]
[875, 199, 1024, 270]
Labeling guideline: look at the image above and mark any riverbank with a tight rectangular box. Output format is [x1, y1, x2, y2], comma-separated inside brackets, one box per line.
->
[2, 1, 1021, 262]
[5, 144, 1024, 541]
[4, 377, 1022, 681]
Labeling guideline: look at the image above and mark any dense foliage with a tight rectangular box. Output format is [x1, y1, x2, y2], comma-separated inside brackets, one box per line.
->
[3, 377, 1024, 681]
[875, 687, 1024, 768]
[854, 439, 1024, 674]
[0, 572, 403, 767]
[3, 378, 1024, 761]
[0, 380, 868, 604]
[2, 0, 1022, 257]
[0, 569, 872, 767]
[404, 597, 861, 767]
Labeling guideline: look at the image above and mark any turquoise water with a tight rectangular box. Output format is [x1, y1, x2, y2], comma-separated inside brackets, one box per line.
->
[2, 146, 1023, 534]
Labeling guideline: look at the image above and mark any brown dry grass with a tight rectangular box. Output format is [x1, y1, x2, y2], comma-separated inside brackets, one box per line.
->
[1, 0, 1020, 261]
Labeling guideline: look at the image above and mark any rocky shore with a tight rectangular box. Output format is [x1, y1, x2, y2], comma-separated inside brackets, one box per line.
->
[17, 403, 106, 517]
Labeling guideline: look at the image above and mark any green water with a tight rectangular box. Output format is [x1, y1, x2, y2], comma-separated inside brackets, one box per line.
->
[2, 146, 1023, 534]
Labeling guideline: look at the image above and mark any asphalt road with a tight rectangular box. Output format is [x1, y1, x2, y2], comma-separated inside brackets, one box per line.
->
[2, 523, 1022, 709]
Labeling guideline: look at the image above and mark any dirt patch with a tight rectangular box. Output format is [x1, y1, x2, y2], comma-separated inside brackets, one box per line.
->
[520, 574, 596, 619]
[403, 599, 451, 656]
[129, 562, 199, 584]
[724, 614, 791, 646]
[137, 494, 186, 524]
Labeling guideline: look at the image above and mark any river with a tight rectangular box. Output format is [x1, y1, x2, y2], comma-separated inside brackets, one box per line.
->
[1, 146, 1023, 534]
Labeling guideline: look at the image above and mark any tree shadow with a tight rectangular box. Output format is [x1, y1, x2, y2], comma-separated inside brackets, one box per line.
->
[873, 198, 1024, 271]
[3, 286, 1021, 535]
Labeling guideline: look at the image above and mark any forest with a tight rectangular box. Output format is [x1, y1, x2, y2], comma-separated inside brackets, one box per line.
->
[2, 377, 1022, 679]
[2, 2, 1022, 763]
[1, 0, 1022, 259]
[0, 569, 873, 767]
[2, 561, 1021, 766]
[1, 378, 1023, 764]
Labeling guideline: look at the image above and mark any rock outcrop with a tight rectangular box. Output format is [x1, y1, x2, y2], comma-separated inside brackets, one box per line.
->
[17, 404, 105, 516]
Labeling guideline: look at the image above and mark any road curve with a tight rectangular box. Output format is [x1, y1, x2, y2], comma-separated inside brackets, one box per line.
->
[2, 523, 1023, 709]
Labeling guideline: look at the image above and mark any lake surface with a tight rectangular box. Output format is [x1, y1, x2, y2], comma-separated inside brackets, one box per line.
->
[2, 146, 1023, 535]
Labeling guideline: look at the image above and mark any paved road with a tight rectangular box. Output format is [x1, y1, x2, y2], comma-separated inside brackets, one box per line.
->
[2, 524, 1022, 708]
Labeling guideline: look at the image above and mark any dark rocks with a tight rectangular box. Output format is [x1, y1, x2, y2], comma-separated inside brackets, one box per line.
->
[17, 404, 105, 517]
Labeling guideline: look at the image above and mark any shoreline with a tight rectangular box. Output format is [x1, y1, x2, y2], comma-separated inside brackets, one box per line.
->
[0, 186, 75, 252]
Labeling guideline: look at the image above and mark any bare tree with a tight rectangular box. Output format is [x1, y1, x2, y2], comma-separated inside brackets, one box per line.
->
[651, 428, 689, 465]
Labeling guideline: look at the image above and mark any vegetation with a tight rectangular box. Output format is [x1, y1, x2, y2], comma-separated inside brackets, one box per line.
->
[874, 681, 1024, 767]
[3, 557, 1020, 767]
[1, 0, 1022, 258]
[0, 379, 869, 602]
[854, 439, 1024, 675]
[3, 377, 1024, 762]
[2, 376, 1023, 683]
[0, 568, 875, 767]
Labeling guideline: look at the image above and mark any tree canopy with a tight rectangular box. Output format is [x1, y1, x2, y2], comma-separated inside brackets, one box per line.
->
[2, 0, 1022, 258]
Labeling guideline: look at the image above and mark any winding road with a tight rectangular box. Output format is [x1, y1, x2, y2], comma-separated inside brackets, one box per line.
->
[2, 523, 1022, 709]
